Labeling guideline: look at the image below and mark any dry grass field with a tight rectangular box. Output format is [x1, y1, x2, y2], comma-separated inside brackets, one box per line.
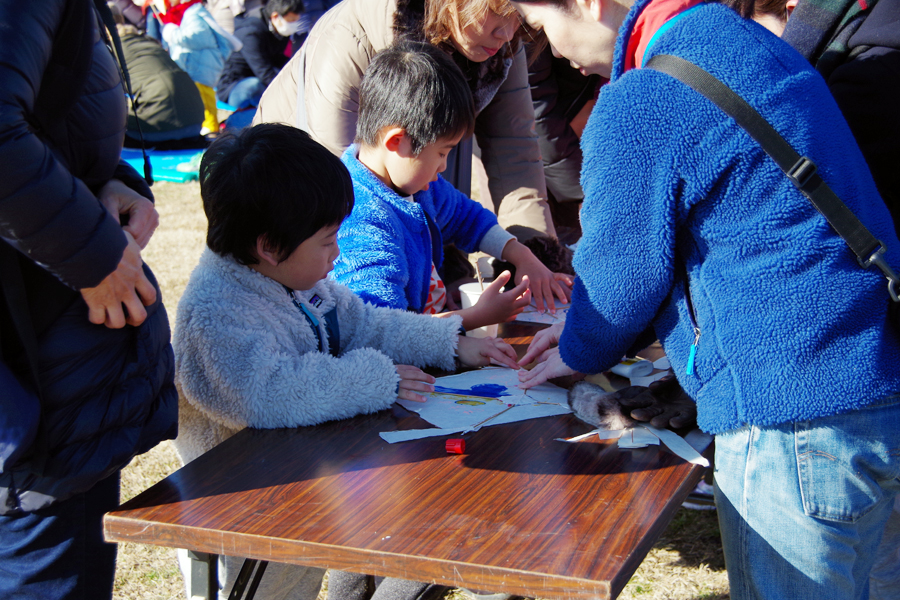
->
[112, 180, 729, 600]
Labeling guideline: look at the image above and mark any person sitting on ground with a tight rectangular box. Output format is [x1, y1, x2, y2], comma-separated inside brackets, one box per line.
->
[205, 0, 262, 33]
[109, 2, 208, 148]
[156, 0, 242, 136]
[333, 42, 573, 330]
[173, 122, 519, 600]
[215, 0, 302, 109]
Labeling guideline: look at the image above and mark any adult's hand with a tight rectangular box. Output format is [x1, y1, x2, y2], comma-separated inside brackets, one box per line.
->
[457, 335, 519, 369]
[80, 232, 157, 329]
[612, 374, 697, 429]
[98, 178, 159, 249]
[517, 347, 579, 388]
[396, 365, 435, 403]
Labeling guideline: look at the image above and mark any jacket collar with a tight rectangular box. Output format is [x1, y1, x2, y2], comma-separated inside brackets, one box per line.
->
[341, 145, 435, 230]
[201, 248, 336, 314]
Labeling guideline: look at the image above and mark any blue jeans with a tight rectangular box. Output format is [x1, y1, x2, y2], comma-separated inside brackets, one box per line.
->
[226, 77, 266, 110]
[0, 473, 120, 599]
[714, 396, 900, 600]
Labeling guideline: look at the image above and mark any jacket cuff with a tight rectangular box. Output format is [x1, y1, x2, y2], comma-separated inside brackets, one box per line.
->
[113, 160, 154, 203]
[57, 210, 129, 290]
[479, 224, 515, 259]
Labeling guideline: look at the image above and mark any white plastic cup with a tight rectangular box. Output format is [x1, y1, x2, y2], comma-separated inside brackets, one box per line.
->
[458, 282, 499, 338]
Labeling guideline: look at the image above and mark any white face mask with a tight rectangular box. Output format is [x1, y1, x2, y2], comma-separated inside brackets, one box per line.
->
[272, 15, 302, 37]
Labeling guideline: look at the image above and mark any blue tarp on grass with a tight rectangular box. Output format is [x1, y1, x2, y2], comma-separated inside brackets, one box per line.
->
[121, 148, 204, 183]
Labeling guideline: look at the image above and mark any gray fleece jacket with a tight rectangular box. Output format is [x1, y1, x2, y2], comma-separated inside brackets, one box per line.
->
[174, 248, 462, 464]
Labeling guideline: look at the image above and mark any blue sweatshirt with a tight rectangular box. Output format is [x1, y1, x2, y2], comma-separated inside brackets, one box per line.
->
[560, 0, 900, 434]
[334, 147, 512, 312]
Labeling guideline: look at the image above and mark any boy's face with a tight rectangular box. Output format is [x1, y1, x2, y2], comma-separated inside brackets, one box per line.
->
[266, 224, 341, 291]
[386, 131, 465, 196]
[512, 0, 621, 78]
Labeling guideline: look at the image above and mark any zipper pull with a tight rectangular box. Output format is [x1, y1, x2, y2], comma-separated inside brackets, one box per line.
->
[686, 327, 700, 376]
[299, 302, 319, 327]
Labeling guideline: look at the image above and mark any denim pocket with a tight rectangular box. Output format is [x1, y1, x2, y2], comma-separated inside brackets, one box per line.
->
[796, 399, 900, 523]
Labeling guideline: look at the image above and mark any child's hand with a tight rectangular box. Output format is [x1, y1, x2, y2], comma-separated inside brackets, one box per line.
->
[518, 322, 564, 367]
[501, 241, 571, 314]
[517, 347, 579, 388]
[471, 270, 531, 328]
[552, 272, 575, 290]
[457, 336, 519, 369]
[396, 365, 435, 403]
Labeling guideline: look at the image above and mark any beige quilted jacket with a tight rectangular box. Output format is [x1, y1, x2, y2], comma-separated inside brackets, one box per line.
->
[254, 0, 554, 239]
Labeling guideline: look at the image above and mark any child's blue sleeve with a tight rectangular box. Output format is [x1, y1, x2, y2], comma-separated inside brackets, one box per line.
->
[427, 177, 498, 253]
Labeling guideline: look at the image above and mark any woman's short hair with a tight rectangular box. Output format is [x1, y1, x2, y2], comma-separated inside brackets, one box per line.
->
[424, 0, 525, 52]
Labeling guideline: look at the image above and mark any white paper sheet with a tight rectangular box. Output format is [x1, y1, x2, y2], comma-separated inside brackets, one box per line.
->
[557, 425, 710, 467]
[629, 370, 672, 387]
[514, 298, 570, 324]
[380, 367, 570, 443]
[653, 357, 671, 370]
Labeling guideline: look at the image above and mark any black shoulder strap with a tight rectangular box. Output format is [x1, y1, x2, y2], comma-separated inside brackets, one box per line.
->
[645, 53, 899, 303]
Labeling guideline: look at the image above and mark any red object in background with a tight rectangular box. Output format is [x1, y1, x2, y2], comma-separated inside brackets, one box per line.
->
[445, 439, 466, 454]
[155, 0, 202, 25]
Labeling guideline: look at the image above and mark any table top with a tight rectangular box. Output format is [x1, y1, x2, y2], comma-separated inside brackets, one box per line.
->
[104, 322, 707, 600]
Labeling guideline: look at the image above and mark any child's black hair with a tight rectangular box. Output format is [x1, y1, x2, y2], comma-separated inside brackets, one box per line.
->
[200, 123, 354, 265]
[356, 41, 475, 155]
[264, 0, 306, 19]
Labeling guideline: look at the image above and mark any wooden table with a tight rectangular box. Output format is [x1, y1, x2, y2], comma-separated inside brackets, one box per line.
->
[104, 322, 710, 600]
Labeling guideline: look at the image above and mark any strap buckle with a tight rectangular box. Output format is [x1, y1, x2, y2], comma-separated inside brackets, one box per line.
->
[861, 243, 900, 302]
[787, 157, 818, 191]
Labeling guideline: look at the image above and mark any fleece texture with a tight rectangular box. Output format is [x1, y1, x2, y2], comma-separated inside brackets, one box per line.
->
[333, 147, 513, 312]
[560, 0, 900, 434]
[174, 249, 462, 464]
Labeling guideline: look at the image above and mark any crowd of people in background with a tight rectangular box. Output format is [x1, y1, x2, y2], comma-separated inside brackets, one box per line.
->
[0, 0, 898, 600]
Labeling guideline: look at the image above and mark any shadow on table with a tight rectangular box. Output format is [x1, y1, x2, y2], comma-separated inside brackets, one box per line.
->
[124, 401, 692, 509]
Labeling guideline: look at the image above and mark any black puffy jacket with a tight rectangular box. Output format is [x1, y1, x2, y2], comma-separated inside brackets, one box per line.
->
[527, 45, 600, 204]
[827, 0, 900, 239]
[0, 0, 177, 514]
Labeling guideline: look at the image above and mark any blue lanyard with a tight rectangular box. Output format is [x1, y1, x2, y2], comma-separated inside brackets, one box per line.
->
[285, 286, 326, 354]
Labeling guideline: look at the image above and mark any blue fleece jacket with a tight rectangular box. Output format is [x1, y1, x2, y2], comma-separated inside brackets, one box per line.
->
[560, 0, 900, 434]
[334, 147, 509, 312]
